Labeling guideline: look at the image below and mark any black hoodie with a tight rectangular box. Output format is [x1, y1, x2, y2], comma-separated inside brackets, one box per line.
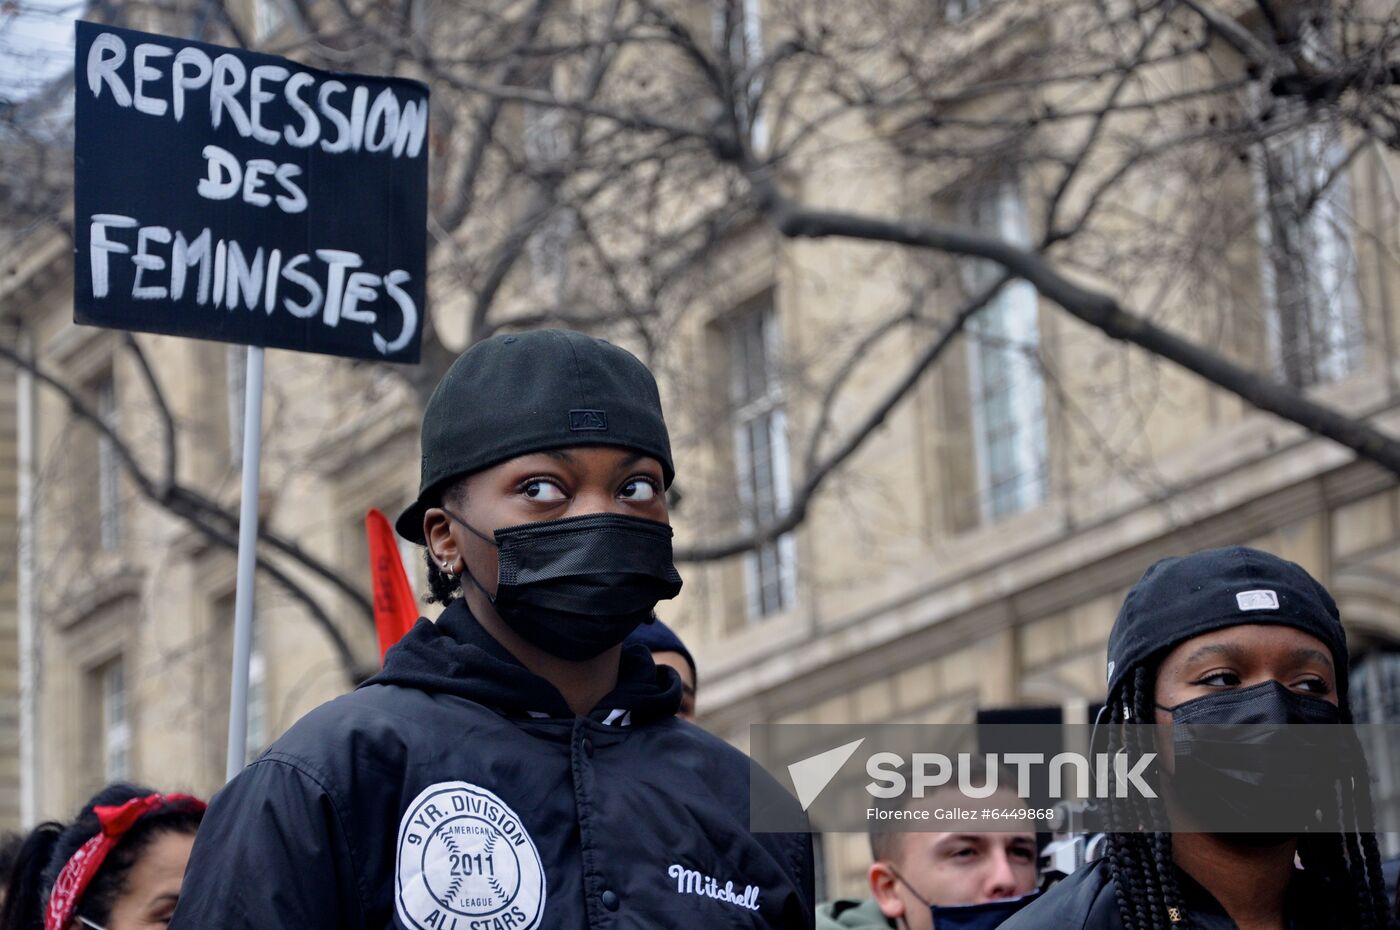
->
[170, 600, 815, 929]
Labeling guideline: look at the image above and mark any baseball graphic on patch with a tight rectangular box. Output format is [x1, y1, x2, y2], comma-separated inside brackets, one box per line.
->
[396, 782, 546, 930]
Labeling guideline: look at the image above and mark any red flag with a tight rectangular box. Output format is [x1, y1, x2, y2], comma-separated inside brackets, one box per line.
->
[366, 508, 419, 664]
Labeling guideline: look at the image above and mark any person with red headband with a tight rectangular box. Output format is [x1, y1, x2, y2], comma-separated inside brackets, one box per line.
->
[0, 783, 205, 930]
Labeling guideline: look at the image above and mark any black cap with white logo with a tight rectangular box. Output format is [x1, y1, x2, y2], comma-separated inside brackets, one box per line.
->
[1106, 546, 1348, 696]
[395, 330, 675, 544]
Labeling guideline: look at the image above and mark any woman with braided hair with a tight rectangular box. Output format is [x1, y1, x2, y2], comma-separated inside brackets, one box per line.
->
[1002, 546, 1396, 930]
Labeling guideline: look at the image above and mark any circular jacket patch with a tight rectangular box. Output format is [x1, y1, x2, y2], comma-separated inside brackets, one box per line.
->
[396, 781, 546, 930]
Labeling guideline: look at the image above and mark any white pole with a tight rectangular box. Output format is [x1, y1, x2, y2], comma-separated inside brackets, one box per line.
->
[16, 327, 38, 825]
[225, 346, 264, 781]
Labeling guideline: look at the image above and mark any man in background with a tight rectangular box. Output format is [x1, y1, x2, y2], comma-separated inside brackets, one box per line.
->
[819, 760, 1039, 929]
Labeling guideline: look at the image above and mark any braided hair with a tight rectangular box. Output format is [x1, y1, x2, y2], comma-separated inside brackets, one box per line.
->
[1101, 666, 1395, 930]
[0, 783, 203, 930]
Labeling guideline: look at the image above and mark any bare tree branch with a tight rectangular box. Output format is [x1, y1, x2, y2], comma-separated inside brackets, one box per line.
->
[1182, 0, 1276, 69]
[122, 334, 177, 496]
[1045, 4, 1175, 231]
[172, 498, 371, 686]
[12, 0, 1400, 584]
[0, 342, 373, 682]
[432, 0, 558, 234]
[747, 178, 1400, 476]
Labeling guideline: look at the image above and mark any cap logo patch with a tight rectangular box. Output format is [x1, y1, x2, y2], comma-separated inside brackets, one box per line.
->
[569, 409, 608, 431]
[1236, 589, 1279, 611]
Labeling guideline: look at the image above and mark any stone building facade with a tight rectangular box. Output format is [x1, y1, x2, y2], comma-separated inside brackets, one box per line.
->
[2, 0, 1400, 901]
[0, 327, 20, 830]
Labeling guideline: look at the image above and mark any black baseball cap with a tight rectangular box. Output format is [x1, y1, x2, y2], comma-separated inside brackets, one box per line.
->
[396, 330, 675, 544]
[1106, 546, 1349, 696]
[625, 617, 697, 681]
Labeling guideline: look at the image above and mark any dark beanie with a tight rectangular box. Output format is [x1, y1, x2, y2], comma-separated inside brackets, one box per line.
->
[1106, 546, 1348, 697]
[396, 330, 674, 543]
[625, 618, 696, 681]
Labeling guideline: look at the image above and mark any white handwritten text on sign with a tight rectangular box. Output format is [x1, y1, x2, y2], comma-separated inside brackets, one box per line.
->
[75, 22, 429, 363]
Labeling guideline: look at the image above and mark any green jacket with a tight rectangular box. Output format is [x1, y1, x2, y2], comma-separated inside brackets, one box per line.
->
[816, 898, 895, 929]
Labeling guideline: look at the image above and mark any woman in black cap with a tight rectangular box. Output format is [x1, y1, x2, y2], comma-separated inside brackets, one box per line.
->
[1001, 545, 1394, 930]
[170, 330, 814, 930]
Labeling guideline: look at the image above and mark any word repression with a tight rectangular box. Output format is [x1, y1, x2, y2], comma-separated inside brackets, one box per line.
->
[84, 31, 427, 163]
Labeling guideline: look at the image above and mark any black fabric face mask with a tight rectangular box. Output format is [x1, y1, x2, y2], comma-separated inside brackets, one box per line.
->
[929, 895, 1042, 930]
[891, 867, 1040, 930]
[446, 510, 683, 661]
[1159, 679, 1341, 726]
[1157, 680, 1344, 838]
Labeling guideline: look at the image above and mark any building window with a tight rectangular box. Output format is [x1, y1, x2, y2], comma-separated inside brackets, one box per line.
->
[100, 659, 130, 781]
[729, 299, 796, 619]
[254, 0, 285, 42]
[226, 345, 246, 463]
[713, 0, 767, 150]
[946, 0, 984, 21]
[216, 593, 268, 765]
[524, 101, 569, 169]
[522, 77, 576, 298]
[1255, 120, 1362, 388]
[1352, 650, 1400, 857]
[245, 621, 267, 762]
[526, 207, 576, 299]
[96, 373, 122, 548]
[811, 833, 828, 908]
[962, 181, 1048, 522]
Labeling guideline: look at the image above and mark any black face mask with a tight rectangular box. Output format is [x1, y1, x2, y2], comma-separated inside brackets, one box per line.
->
[1159, 679, 1341, 726]
[446, 510, 683, 661]
[891, 867, 1039, 930]
[1157, 680, 1344, 839]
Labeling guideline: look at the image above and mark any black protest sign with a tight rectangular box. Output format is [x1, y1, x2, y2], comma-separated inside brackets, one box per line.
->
[74, 22, 428, 363]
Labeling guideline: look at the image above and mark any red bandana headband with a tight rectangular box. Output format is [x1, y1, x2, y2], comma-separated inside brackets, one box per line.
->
[45, 793, 206, 930]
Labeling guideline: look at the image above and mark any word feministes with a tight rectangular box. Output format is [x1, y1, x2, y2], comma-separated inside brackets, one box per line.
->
[74, 22, 428, 363]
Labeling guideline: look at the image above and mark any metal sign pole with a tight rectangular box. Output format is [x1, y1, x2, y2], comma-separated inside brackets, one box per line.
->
[225, 345, 265, 781]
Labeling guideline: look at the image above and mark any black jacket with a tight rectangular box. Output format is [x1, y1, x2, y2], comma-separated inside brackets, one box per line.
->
[1000, 858, 1332, 930]
[170, 600, 814, 929]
